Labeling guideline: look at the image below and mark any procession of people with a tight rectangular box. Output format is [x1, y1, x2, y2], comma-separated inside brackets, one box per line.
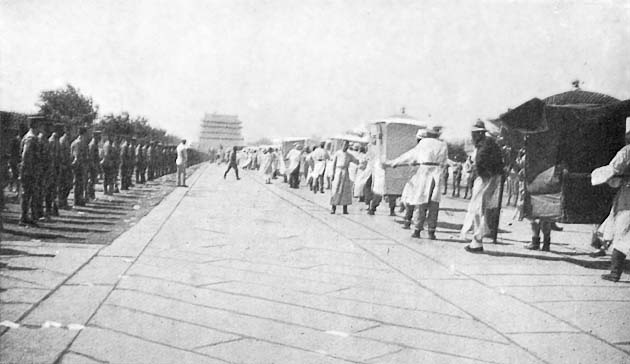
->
[215, 114, 629, 284]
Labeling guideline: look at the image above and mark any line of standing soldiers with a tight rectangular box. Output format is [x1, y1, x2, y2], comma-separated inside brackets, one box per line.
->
[15, 115, 177, 226]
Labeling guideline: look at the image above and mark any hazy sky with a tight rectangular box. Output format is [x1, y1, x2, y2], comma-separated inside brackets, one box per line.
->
[2, 0, 629, 142]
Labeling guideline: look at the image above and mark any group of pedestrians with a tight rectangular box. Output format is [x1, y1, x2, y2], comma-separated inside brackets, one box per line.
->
[228, 119, 628, 284]
[4, 115, 188, 226]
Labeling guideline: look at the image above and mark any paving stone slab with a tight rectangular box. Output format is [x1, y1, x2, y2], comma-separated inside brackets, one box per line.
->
[0, 327, 76, 364]
[105, 289, 400, 362]
[198, 338, 352, 364]
[70, 327, 225, 364]
[367, 347, 493, 364]
[0, 302, 33, 322]
[357, 325, 540, 364]
[0, 287, 49, 304]
[503, 285, 630, 303]
[92, 304, 240, 350]
[534, 300, 630, 344]
[22, 285, 111, 326]
[508, 332, 630, 364]
[67, 256, 132, 285]
[419, 279, 577, 333]
[117, 275, 377, 334]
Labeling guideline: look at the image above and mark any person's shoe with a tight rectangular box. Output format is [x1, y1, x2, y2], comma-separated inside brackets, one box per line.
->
[465, 245, 484, 253]
[402, 221, 411, 230]
[411, 229, 421, 238]
[342, 206, 348, 215]
[589, 250, 607, 258]
[525, 237, 540, 250]
[428, 231, 436, 240]
[550, 223, 563, 231]
[19, 218, 34, 226]
[601, 249, 626, 282]
[182, 184, 188, 187]
[367, 209, 375, 216]
[541, 236, 551, 252]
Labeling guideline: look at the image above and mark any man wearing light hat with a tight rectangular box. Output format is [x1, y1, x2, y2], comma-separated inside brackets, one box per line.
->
[591, 143, 630, 282]
[382, 126, 448, 239]
[461, 120, 504, 253]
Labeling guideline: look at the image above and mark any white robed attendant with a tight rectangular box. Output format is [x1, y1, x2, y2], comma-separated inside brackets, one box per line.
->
[387, 135, 448, 206]
[384, 128, 448, 238]
[260, 148, 276, 183]
[592, 145, 630, 282]
[330, 141, 359, 213]
[286, 147, 302, 175]
[353, 151, 369, 197]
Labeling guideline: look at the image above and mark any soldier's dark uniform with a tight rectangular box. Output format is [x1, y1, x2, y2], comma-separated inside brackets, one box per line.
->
[119, 139, 130, 190]
[112, 138, 121, 193]
[101, 136, 116, 195]
[146, 142, 154, 180]
[46, 131, 61, 216]
[19, 123, 40, 225]
[126, 138, 136, 188]
[135, 143, 146, 184]
[58, 130, 73, 209]
[87, 132, 101, 200]
[34, 132, 50, 220]
[70, 129, 89, 206]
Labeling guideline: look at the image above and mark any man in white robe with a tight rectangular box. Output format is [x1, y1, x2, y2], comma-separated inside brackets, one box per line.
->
[592, 144, 630, 282]
[462, 121, 504, 253]
[310, 142, 329, 193]
[330, 141, 359, 214]
[286, 144, 303, 189]
[383, 127, 448, 239]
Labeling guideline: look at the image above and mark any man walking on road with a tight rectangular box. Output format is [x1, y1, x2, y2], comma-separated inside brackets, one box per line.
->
[176, 139, 188, 187]
[224, 146, 240, 180]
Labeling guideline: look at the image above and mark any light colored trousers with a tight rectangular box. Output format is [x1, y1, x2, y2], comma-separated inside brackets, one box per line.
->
[177, 164, 186, 186]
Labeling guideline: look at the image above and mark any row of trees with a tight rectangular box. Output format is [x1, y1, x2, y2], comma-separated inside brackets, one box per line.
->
[32, 84, 179, 144]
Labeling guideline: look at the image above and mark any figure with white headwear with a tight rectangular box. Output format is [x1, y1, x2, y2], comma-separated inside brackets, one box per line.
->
[461, 120, 504, 252]
[382, 126, 448, 239]
[591, 143, 630, 282]
[330, 140, 359, 214]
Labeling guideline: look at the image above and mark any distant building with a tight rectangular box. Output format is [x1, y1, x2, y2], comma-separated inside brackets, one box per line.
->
[198, 113, 245, 152]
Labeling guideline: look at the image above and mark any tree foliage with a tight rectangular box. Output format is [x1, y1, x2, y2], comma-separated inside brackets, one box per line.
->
[37, 84, 98, 133]
[96, 112, 179, 144]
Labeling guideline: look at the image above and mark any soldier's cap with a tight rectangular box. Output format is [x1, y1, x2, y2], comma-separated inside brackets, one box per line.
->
[93, 130, 102, 135]
[131, 137, 137, 141]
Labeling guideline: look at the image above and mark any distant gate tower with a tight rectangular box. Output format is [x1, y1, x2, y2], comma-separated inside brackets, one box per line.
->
[198, 113, 245, 152]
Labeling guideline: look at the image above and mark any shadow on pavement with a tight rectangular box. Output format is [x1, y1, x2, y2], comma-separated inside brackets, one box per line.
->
[482, 250, 629, 272]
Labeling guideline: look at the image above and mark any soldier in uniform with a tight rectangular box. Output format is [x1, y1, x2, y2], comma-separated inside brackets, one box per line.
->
[35, 126, 51, 220]
[46, 126, 61, 217]
[100, 132, 114, 195]
[87, 130, 101, 200]
[135, 141, 146, 184]
[58, 125, 73, 209]
[146, 141, 154, 181]
[70, 126, 89, 206]
[112, 136, 121, 193]
[118, 137, 129, 190]
[19, 115, 42, 225]
[127, 137, 137, 188]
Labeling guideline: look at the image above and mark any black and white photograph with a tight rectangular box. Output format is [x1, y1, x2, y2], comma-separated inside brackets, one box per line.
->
[1, 0, 629, 363]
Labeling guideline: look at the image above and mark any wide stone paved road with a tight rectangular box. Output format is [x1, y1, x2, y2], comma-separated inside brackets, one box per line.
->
[1, 163, 629, 363]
